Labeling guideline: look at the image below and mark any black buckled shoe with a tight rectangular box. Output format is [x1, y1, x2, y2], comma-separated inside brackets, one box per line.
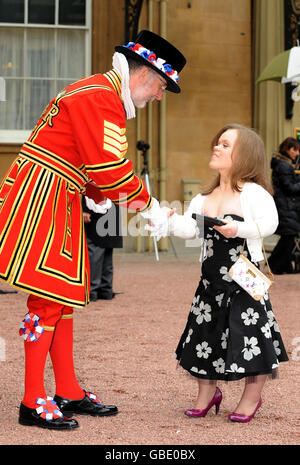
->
[54, 390, 118, 417]
[19, 398, 79, 430]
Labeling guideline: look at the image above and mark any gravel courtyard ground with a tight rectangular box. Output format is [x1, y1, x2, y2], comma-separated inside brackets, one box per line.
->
[0, 251, 299, 450]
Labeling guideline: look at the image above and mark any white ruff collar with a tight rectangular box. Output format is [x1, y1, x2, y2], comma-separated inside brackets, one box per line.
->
[112, 52, 136, 120]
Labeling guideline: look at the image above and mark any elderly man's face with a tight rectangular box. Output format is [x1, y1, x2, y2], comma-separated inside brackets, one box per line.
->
[130, 67, 167, 108]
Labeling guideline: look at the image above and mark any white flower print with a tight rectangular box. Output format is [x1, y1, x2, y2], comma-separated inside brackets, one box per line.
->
[191, 295, 200, 313]
[266, 309, 280, 332]
[229, 245, 243, 262]
[242, 336, 261, 361]
[241, 308, 259, 326]
[191, 367, 207, 375]
[183, 328, 193, 346]
[226, 363, 245, 374]
[220, 266, 232, 282]
[261, 322, 271, 338]
[213, 358, 225, 373]
[193, 301, 212, 325]
[259, 292, 269, 305]
[221, 328, 229, 349]
[206, 238, 214, 258]
[215, 293, 224, 307]
[273, 340, 281, 356]
[202, 279, 209, 289]
[196, 341, 212, 359]
[273, 321, 280, 332]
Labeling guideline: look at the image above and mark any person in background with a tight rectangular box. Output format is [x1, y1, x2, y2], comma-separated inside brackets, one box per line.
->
[83, 196, 123, 301]
[268, 137, 300, 274]
[149, 123, 288, 423]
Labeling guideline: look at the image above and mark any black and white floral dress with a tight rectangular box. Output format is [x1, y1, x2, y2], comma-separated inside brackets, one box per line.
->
[175, 215, 289, 381]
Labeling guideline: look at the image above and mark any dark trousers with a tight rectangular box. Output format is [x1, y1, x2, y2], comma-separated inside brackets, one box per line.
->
[268, 234, 296, 274]
[86, 236, 114, 299]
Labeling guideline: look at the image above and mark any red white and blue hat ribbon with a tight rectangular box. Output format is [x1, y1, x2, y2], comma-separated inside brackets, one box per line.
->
[19, 312, 44, 342]
[36, 397, 63, 421]
[125, 42, 179, 83]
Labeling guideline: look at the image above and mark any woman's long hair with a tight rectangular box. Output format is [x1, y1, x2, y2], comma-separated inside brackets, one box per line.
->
[202, 123, 273, 195]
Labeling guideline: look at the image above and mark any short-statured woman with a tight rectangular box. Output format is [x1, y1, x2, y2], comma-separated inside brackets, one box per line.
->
[168, 124, 288, 423]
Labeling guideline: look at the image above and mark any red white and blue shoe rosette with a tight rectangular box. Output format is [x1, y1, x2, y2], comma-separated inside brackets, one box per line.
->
[36, 397, 63, 421]
[19, 312, 44, 342]
[84, 389, 102, 405]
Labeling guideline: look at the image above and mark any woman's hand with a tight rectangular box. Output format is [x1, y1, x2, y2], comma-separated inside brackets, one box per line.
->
[214, 219, 238, 238]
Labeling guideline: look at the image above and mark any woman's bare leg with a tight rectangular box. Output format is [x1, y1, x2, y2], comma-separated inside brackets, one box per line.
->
[194, 379, 217, 409]
[233, 374, 267, 415]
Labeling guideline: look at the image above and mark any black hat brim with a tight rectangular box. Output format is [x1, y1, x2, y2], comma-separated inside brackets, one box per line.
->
[115, 45, 181, 94]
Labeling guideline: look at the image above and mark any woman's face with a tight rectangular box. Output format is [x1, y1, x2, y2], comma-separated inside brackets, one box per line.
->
[288, 145, 300, 161]
[209, 129, 238, 173]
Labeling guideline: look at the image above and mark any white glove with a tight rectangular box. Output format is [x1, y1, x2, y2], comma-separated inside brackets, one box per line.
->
[85, 196, 112, 214]
[141, 198, 170, 241]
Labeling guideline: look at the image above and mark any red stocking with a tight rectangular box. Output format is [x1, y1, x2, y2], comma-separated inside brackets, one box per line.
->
[22, 295, 62, 408]
[50, 310, 84, 400]
[22, 330, 54, 408]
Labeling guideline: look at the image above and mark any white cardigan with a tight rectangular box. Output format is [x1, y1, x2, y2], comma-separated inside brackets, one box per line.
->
[169, 182, 279, 262]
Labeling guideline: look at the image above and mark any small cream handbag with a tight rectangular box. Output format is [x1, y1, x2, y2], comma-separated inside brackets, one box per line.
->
[229, 227, 274, 301]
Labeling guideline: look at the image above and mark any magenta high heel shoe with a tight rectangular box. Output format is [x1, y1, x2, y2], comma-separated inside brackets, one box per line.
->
[228, 397, 262, 423]
[184, 387, 222, 417]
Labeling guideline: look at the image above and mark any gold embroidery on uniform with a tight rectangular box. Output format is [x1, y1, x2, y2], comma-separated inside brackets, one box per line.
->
[36, 179, 85, 285]
[103, 120, 127, 158]
[85, 158, 129, 172]
[61, 185, 73, 260]
[30, 85, 113, 143]
[6, 169, 52, 281]
[98, 171, 134, 191]
[114, 179, 143, 204]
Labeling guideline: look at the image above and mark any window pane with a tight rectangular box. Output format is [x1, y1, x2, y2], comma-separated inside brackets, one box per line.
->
[0, 28, 24, 77]
[0, 0, 24, 23]
[28, 0, 55, 24]
[26, 29, 55, 78]
[59, 0, 85, 25]
[24, 79, 54, 129]
[57, 29, 85, 79]
[0, 79, 24, 129]
[56, 79, 76, 93]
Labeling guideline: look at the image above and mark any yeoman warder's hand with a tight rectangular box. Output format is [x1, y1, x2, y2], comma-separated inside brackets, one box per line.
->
[148, 208, 175, 227]
[213, 219, 238, 238]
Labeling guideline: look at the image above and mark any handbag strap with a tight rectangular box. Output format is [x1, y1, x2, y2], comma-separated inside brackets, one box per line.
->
[240, 224, 274, 282]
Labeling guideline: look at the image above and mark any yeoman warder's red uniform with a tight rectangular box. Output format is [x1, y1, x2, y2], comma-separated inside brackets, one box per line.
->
[0, 70, 151, 308]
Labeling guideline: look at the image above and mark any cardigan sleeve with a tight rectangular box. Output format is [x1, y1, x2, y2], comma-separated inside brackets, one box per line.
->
[168, 194, 204, 239]
[236, 183, 279, 239]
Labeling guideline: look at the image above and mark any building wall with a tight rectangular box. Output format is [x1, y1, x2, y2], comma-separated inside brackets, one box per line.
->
[145, 0, 252, 204]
